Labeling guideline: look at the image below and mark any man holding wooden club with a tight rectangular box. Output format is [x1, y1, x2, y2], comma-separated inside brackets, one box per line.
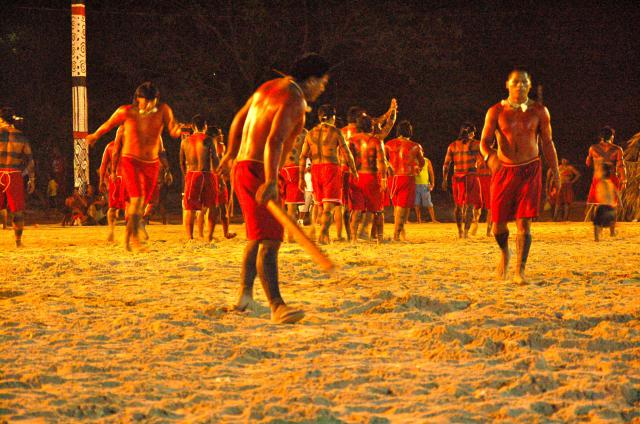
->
[218, 53, 330, 324]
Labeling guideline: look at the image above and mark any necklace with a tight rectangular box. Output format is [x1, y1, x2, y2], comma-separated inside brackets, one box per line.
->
[502, 98, 530, 112]
[138, 106, 158, 116]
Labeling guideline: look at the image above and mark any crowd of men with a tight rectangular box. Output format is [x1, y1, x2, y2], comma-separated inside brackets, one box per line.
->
[0, 55, 629, 322]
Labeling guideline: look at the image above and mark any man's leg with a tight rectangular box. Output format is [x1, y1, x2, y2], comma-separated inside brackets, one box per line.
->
[333, 205, 344, 241]
[256, 240, 303, 323]
[125, 196, 145, 251]
[107, 208, 117, 242]
[195, 210, 205, 238]
[350, 210, 362, 242]
[493, 221, 510, 280]
[374, 211, 385, 243]
[394, 206, 407, 241]
[360, 212, 372, 240]
[454, 205, 463, 238]
[1, 209, 7, 229]
[233, 240, 259, 310]
[218, 204, 236, 239]
[414, 206, 422, 223]
[485, 209, 492, 236]
[320, 202, 336, 244]
[514, 218, 532, 284]
[183, 209, 195, 240]
[563, 204, 570, 221]
[206, 206, 218, 242]
[470, 207, 481, 235]
[13, 211, 24, 247]
[285, 203, 297, 242]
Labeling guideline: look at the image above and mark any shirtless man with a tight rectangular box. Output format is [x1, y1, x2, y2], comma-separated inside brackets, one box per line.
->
[385, 120, 425, 240]
[218, 53, 330, 324]
[179, 115, 219, 241]
[442, 123, 482, 238]
[299, 105, 358, 244]
[0, 107, 35, 247]
[349, 114, 387, 243]
[86, 81, 182, 251]
[280, 129, 307, 242]
[550, 158, 581, 221]
[480, 68, 559, 283]
[339, 106, 365, 241]
[209, 126, 236, 239]
[585, 126, 626, 223]
[99, 126, 126, 242]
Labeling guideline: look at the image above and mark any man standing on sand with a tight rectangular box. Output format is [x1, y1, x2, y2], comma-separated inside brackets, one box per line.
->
[414, 149, 437, 223]
[480, 68, 560, 283]
[209, 126, 236, 239]
[550, 158, 581, 221]
[86, 81, 182, 251]
[442, 122, 482, 238]
[385, 120, 425, 240]
[299, 105, 358, 244]
[99, 126, 127, 242]
[0, 107, 35, 247]
[180, 115, 219, 242]
[585, 126, 626, 223]
[349, 114, 387, 243]
[218, 53, 330, 324]
[279, 129, 307, 242]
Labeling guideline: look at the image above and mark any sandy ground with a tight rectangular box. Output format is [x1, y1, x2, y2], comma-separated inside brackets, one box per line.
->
[0, 221, 639, 423]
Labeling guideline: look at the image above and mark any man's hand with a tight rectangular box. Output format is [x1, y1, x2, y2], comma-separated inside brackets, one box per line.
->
[441, 180, 448, 191]
[99, 180, 108, 194]
[428, 183, 433, 192]
[351, 170, 359, 183]
[381, 178, 387, 192]
[86, 134, 98, 147]
[164, 170, 174, 186]
[550, 168, 560, 191]
[217, 154, 233, 176]
[256, 180, 279, 205]
[298, 177, 306, 193]
[390, 98, 398, 111]
[27, 178, 35, 194]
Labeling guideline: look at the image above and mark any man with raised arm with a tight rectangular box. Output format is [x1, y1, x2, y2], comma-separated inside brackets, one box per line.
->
[385, 120, 425, 240]
[86, 82, 182, 251]
[349, 114, 387, 243]
[299, 105, 358, 244]
[218, 54, 330, 324]
[180, 115, 219, 242]
[0, 107, 35, 247]
[480, 68, 559, 283]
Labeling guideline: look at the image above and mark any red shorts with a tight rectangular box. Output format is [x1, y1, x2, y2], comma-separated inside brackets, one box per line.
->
[383, 175, 392, 207]
[557, 182, 574, 205]
[341, 166, 351, 206]
[478, 175, 492, 209]
[311, 163, 342, 204]
[452, 173, 481, 208]
[108, 175, 127, 210]
[120, 156, 160, 204]
[491, 159, 542, 223]
[183, 171, 217, 210]
[234, 161, 283, 241]
[280, 165, 304, 205]
[390, 175, 416, 209]
[0, 169, 25, 212]
[352, 172, 383, 212]
[587, 175, 620, 204]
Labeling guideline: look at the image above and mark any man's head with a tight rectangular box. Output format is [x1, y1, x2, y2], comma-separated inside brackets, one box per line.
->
[459, 122, 476, 140]
[134, 81, 159, 110]
[317, 104, 336, 124]
[191, 114, 207, 132]
[506, 68, 532, 101]
[561, 158, 569, 166]
[347, 106, 365, 124]
[599, 126, 615, 143]
[206, 125, 222, 138]
[0, 106, 15, 125]
[356, 114, 373, 134]
[396, 120, 413, 138]
[291, 53, 330, 102]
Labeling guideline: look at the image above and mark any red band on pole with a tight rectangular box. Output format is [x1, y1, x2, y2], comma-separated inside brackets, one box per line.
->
[73, 131, 88, 139]
[71, 5, 85, 16]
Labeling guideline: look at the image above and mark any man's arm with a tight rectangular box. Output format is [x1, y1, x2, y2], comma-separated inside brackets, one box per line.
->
[376, 142, 387, 190]
[538, 106, 559, 183]
[86, 106, 127, 146]
[374, 99, 398, 139]
[570, 165, 581, 183]
[615, 148, 626, 186]
[179, 139, 187, 176]
[480, 106, 499, 164]
[110, 126, 124, 178]
[586, 146, 593, 168]
[298, 138, 310, 192]
[442, 145, 452, 190]
[22, 140, 36, 194]
[99, 145, 112, 193]
[220, 96, 253, 172]
[415, 144, 426, 171]
[162, 104, 182, 139]
[207, 136, 220, 170]
[427, 159, 435, 190]
[337, 130, 358, 177]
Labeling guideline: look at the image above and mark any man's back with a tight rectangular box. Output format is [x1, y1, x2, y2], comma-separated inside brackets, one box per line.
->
[236, 78, 305, 162]
[0, 126, 30, 169]
[445, 139, 480, 174]
[386, 137, 422, 176]
[588, 142, 622, 167]
[351, 133, 383, 173]
[183, 133, 214, 172]
[305, 123, 342, 164]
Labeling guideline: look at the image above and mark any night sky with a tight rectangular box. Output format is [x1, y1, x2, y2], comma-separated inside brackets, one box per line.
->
[2, 1, 639, 198]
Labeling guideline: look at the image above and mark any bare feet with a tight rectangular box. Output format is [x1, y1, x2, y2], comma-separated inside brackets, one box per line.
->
[15, 239, 23, 248]
[271, 304, 304, 324]
[513, 272, 528, 285]
[224, 232, 237, 239]
[496, 249, 511, 280]
[107, 232, 115, 243]
[470, 222, 478, 236]
[226, 293, 254, 312]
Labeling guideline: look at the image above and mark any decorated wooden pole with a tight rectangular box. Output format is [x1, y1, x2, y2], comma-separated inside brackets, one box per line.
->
[71, 0, 89, 193]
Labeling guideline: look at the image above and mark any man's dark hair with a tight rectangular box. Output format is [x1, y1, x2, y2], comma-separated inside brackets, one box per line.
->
[347, 106, 364, 124]
[206, 126, 221, 137]
[0, 106, 15, 124]
[356, 114, 373, 133]
[396, 120, 413, 138]
[191, 114, 207, 131]
[318, 104, 335, 122]
[290, 53, 330, 81]
[458, 122, 476, 140]
[134, 81, 159, 101]
[599, 126, 615, 141]
[508, 67, 531, 81]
